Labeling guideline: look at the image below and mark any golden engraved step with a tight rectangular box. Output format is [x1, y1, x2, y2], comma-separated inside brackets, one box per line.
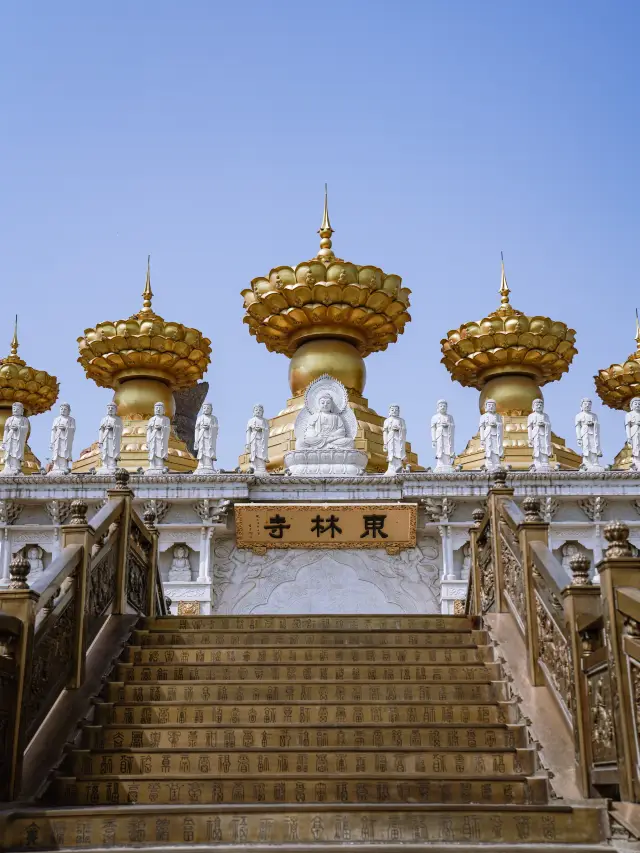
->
[3, 802, 608, 848]
[84, 724, 525, 750]
[144, 615, 476, 631]
[50, 775, 548, 807]
[125, 644, 493, 664]
[97, 700, 518, 726]
[134, 630, 487, 648]
[69, 748, 537, 778]
[115, 662, 500, 683]
[106, 680, 503, 703]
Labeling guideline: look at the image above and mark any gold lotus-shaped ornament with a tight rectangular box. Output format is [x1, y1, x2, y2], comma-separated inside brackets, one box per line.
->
[77, 267, 211, 390]
[441, 262, 577, 393]
[241, 199, 411, 358]
[0, 321, 58, 415]
[594, 322, 640, 410]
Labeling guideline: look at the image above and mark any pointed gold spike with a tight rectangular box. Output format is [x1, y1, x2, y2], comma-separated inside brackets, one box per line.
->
[10, 314, 18, 357]
[317, 183, 335, 261]
[142, 255, 153, 312]
[636, 308, 640, 349]
[499, 251, 511, 308]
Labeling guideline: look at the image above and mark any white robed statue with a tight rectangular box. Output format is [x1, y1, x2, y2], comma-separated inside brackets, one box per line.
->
[194, 402, 218, 474]
[431, 399, 455, 471]
[383, 404, 407, 475]
[478, 399, 504, 471]
[49, 402, 76, 475]
[284, 375, 367, 476]
[145, 402, 171, 475]
[97, 403, 123, 474]
[575, 398, 603, 471]
[1, 402, 29, 476]
[527, 399, 552, 471]
[625, 397, 640, 472]
[245, 404, 269, 474]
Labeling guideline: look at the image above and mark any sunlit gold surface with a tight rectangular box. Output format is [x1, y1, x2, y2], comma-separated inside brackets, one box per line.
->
[289, 339, 366, 396]
[0, 321, 58, 474]
[594, 329, 640, 411]
[74, 263, 210, 472]
[478, 373, 544, 416]
[240, 192, 420, 470]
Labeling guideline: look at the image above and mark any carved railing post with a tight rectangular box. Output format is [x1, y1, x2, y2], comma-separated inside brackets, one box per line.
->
[0, 556, 38, 798]
[143, 508, 159, 615]
[487, 469, 512, 613]
[518, 497, 547, 685]
[60, 500, 93, 688]
[467, 508, 485, 616]
[597, 522, 640, 802]
[109, 469, 133, 615]
[562, 553, 601, 797]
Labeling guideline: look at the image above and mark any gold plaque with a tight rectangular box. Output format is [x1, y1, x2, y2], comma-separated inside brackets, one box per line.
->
[177, 601, 201, 616]
[235, 503, 416, 553]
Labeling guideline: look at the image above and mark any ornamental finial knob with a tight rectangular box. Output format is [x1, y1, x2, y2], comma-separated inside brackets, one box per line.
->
[603, 521, 632, 558]
[9, 554, 30, 589]
[569, 553, 591, 586]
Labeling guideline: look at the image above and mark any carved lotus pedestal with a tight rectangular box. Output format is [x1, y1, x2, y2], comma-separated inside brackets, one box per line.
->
[284, 448, 368, 476]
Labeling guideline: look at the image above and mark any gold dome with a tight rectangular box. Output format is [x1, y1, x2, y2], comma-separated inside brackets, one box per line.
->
[441, 258, 581, 471]
[441, 261, 577, 407]
[594, 316, 640, 410]
[77, 263, 211, 392]
[241, 191, 411, 358]
[238, 190, 421, 473]
[0, 318, 59, 416]
[74, 260, 211, 473]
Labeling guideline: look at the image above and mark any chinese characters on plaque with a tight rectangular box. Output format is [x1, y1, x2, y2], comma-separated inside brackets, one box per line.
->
[235, 504, 416, 551]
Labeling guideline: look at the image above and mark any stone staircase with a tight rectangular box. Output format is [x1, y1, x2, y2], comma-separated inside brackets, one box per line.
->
[2, 614, 609, 850]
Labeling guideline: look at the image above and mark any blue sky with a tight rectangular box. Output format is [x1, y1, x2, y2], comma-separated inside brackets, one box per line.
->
[1, 1, 638, 468]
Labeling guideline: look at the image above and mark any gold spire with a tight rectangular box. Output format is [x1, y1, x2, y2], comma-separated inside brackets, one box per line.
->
[635, 308, 640, 350]
[4, 315, 24, 366]
[317, 183, 335, 262]
[499, 252, 511, 309]
[10, 315, 18, 357]
[141, 255, 153, 313]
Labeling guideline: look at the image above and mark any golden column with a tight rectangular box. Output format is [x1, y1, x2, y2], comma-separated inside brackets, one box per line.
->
[0, 318, 59, 473]
[441, 258, 581, 470]
[73, 260, 211, 473]
[240, 191, 420, 472]
[594, 314, 640, 468]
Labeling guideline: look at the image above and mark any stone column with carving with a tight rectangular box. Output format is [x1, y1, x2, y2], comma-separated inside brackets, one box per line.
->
[0, 500, 22, 585]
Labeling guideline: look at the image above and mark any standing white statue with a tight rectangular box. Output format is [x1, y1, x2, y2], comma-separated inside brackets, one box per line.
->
[625, 397, 640, 472]
[478, 399, 504, 471]
[431, 399, 455, 471]
[575, 398, 603, 471]
[383, 404, 407, 475]
[527, 398, 553, 472]
[245, 404, 269, 474]
[48, 402, 76, 475]
[194, 402, 218, 474]
[97, 403, 123, 474]
[145, 402, 171, 475]
[0, 402, 29, 476]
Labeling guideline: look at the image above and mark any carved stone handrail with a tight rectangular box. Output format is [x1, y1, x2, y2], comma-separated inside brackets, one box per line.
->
[30, 545, 83, 615]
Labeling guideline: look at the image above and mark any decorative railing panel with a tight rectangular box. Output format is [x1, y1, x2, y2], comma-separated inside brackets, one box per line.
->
[0, 469, 163, 800]
[535, 590, 573, 724]
[499, 518, 526, 635]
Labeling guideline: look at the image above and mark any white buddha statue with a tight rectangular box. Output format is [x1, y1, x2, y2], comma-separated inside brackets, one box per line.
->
[285, 374, 367, 476]
[49, 402, 76, 475]
[625, 397, 640, 472]
[194, 402, 218, 474]
[168, 544, 192, 582]
[245, 404, 269, 474]
[1, 402, 29, 476]
[383, 404, 407, 475]
[527, 398, 552, 471]
[146, 402, 171, 475]
[575, 398, 603, 471]
[479, 399, 504, 471]
[431, 399, 455, 471]
[300, 393, 353, 451]
[97, 403, 123, 474]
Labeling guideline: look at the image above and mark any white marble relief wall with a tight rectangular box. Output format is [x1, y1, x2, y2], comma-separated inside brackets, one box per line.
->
[210, 534, 441, 615]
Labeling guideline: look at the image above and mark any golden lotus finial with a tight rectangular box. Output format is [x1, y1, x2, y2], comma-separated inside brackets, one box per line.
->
[317, 183, 335, 262]
[10, 315, 18, 358]
[499, 252, 511, 310]
[141, 254, 153, 313]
